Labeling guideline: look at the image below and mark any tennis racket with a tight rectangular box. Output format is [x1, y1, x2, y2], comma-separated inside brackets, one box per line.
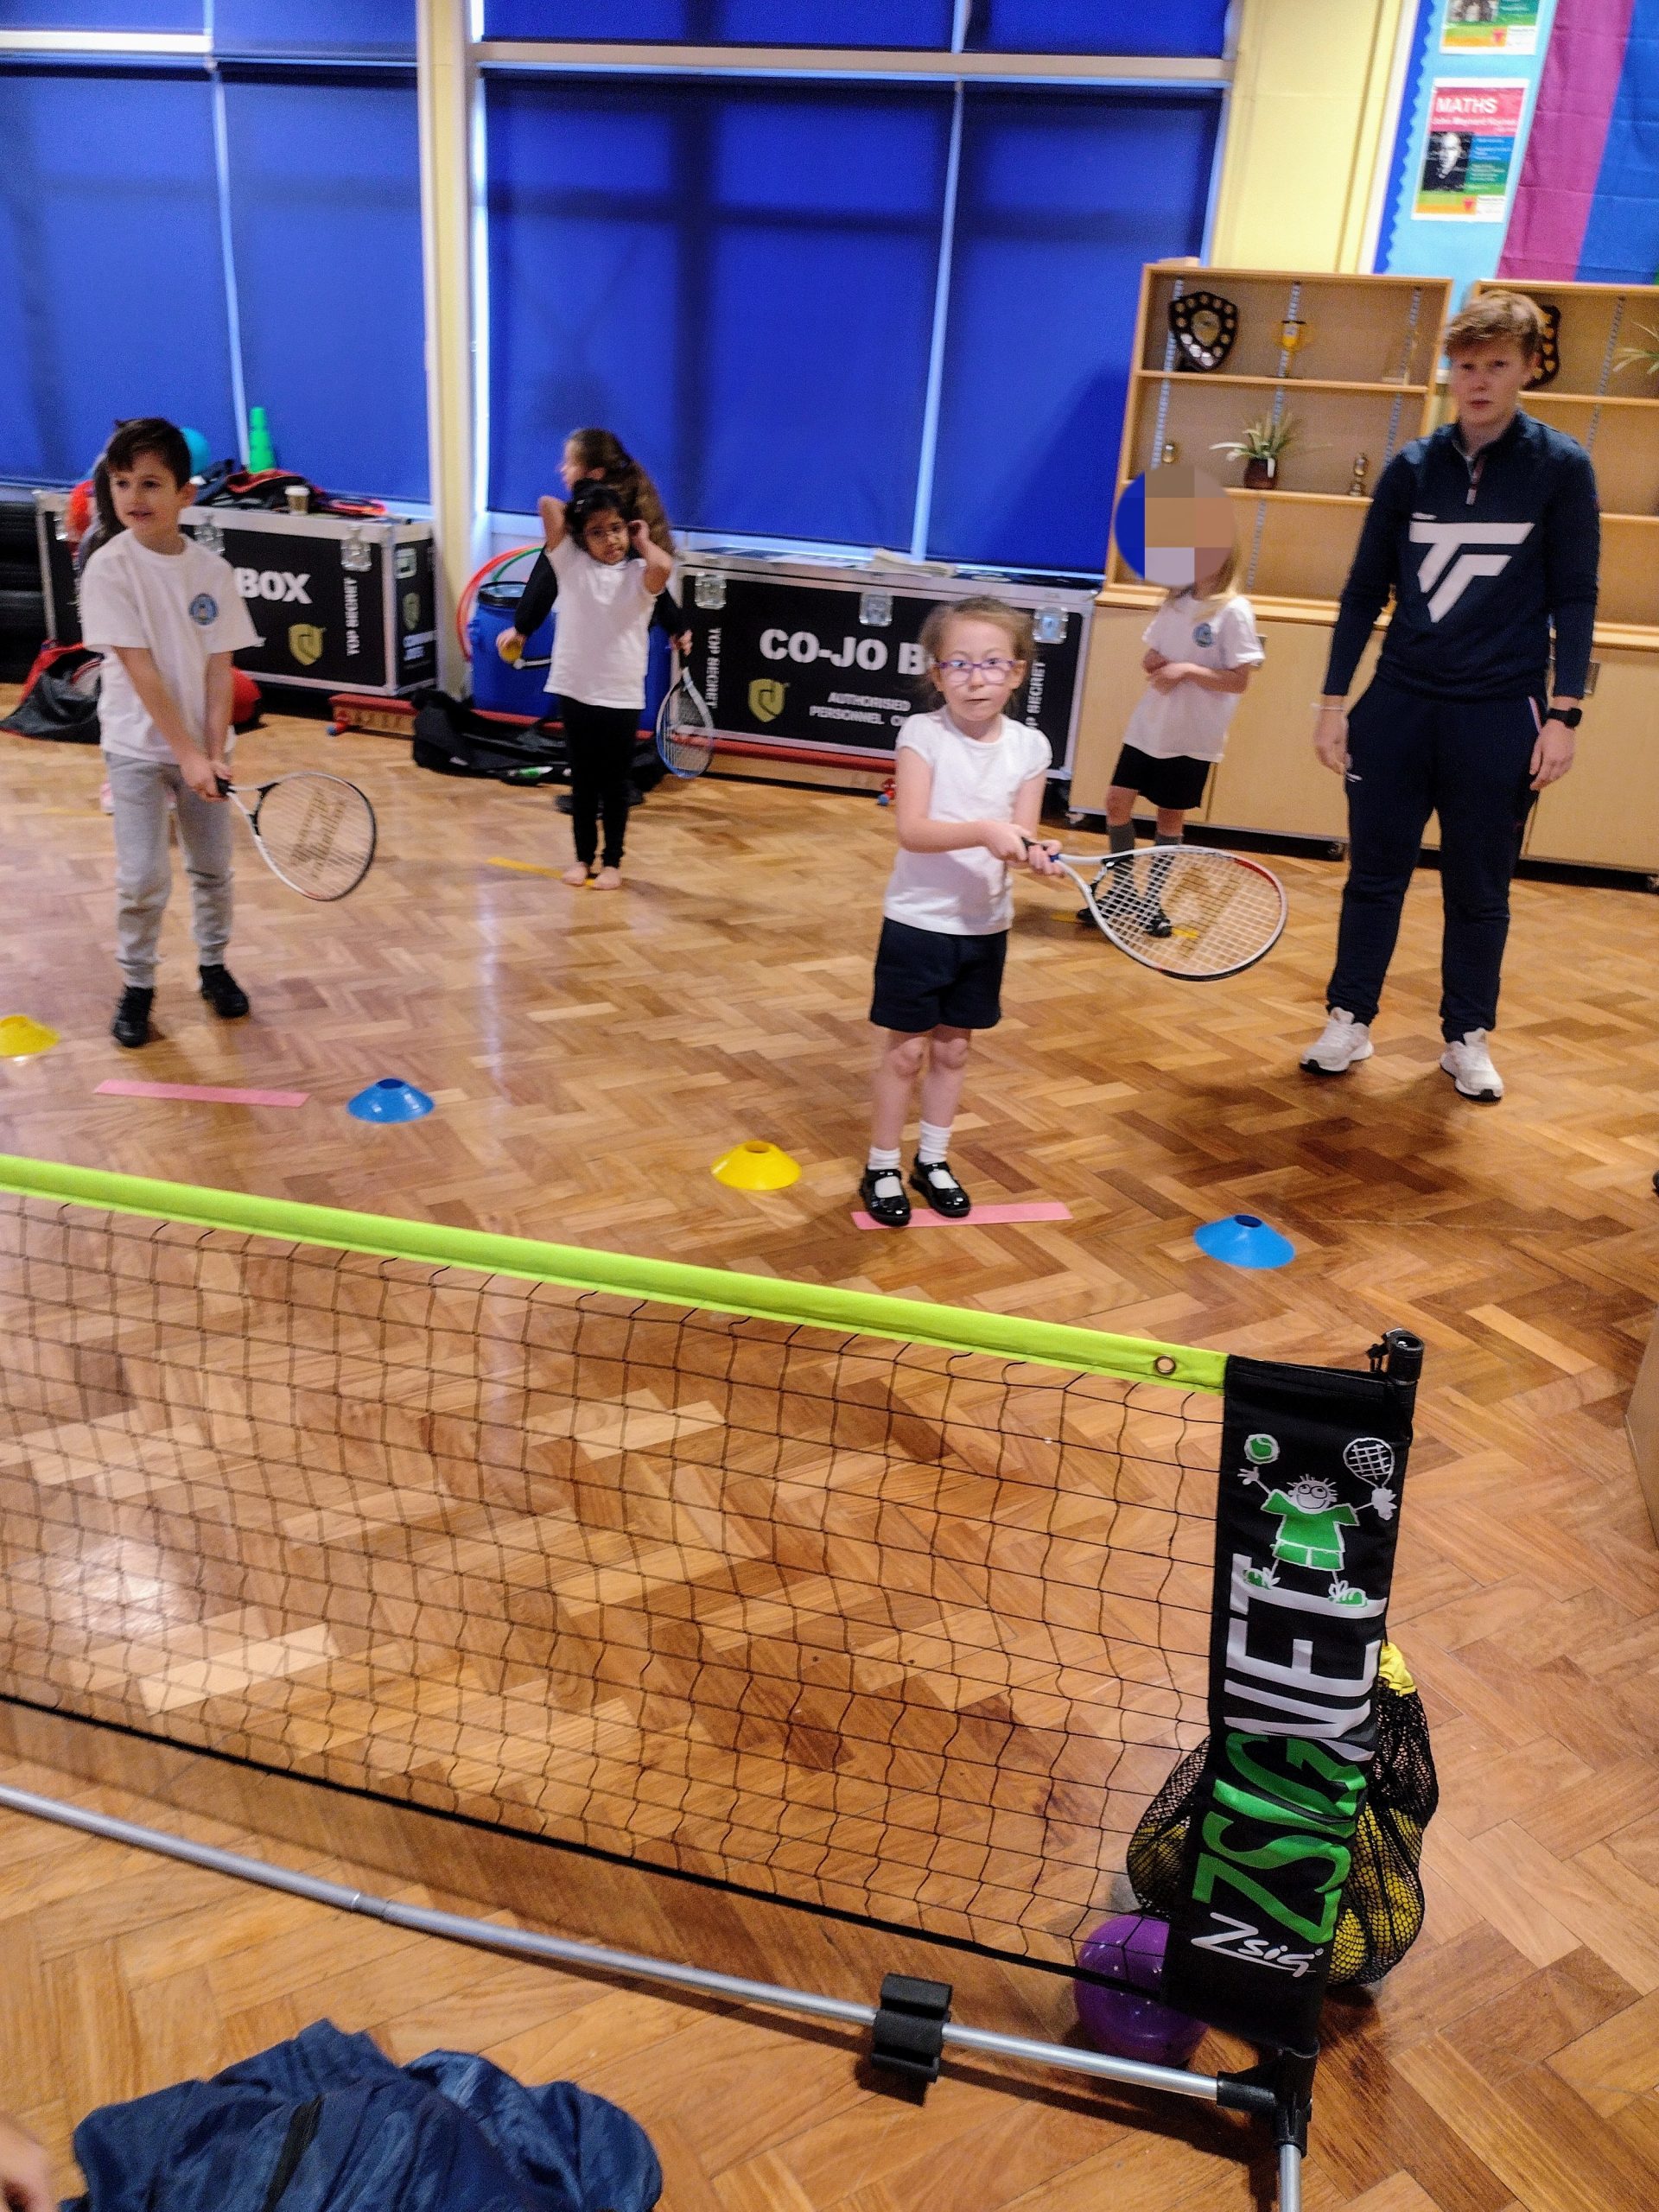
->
[217, 772, 377, 901]
[655, 671, 716, 779]
[1038, 842, 1287, 980]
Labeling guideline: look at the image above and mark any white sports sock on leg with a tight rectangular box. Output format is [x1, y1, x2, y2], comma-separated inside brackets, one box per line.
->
[866, 1145, 901, 1174]
[917, 1122, 951, 1167]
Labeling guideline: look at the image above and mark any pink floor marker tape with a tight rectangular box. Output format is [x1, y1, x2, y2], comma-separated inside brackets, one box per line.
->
[852, 1200, 1071, 1230]
[97, 1079, 310, 1108]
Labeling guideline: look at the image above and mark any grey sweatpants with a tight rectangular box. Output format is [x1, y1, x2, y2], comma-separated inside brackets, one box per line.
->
[105, 752, 234, 988]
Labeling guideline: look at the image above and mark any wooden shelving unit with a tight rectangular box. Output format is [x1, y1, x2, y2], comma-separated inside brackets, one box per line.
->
[1077, 264, 1451, 846]
[1459, 279, 1659, 874]
[1071, 264, 1657, 874]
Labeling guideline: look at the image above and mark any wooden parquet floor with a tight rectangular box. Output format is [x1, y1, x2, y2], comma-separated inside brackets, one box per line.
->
[3, 704, 1659, 2209]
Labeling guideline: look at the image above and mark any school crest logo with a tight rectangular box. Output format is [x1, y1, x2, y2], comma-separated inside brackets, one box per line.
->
[749, 677, 786, 723]
[188, 593, 219, 626]
[288, 624, 325, 668]
[1192, 620, 1215, 648]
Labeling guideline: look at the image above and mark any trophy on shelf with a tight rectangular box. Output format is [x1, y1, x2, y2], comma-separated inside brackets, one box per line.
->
[1279, 313, 1313, 372]
[1349, 454, 1370, 499]
[1168, 289, 1239, 372]
[1527, 303, 1562, 388]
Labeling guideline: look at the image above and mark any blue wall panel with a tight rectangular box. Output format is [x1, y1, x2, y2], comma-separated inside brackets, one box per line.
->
[488, 78, 950, 545]
[926, 90, 1219, 571]
[221, 77, 427, 499]
[0, 70, 237, 483]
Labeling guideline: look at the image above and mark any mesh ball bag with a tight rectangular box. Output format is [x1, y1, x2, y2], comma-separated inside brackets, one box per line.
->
[1127, 1644, 1439, 1985]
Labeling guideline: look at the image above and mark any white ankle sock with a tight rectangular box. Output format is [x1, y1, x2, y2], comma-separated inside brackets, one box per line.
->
[867, 1145, 901, 1174]
[917, 1122, 951, 1166]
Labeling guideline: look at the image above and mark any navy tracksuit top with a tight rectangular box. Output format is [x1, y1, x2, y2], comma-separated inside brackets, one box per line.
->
[1324, 411, 1599, 703]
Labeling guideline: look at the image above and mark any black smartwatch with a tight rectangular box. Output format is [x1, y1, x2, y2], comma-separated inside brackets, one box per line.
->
[1549, 705, 1584, 728]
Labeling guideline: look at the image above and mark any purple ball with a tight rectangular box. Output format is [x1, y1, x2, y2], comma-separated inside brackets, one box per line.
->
[1074, 1912, 1205, 2067]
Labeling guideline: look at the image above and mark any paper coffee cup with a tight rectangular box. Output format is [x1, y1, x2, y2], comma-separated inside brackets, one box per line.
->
[285, 485, 310, 513]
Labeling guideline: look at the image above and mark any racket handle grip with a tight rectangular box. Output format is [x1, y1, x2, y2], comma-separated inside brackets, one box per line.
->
[215, 773, 233, 798]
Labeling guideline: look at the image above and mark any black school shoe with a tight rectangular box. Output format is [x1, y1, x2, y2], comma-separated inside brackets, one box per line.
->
[909, 1157, 971, 1218]
[859, 1165, 912, 1229]
[111, 986, 155, 1050]
[199, 963, 251, 1019]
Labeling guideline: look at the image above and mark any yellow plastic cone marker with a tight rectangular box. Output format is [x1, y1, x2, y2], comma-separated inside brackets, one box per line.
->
[0, 1015, 59, 1059]
[711, 1140, 801, 1192]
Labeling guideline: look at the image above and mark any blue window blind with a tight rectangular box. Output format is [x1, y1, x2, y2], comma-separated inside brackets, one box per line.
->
[482, 3, 954, 43]
[926, 89, 1219, 572]
[0, 4, 202, 29]
[487, 78, 950, 544]
[221, 76, 427, 499]
[0, 69, 236, 484]
[965, 2, 1230, 55]
[213, 3, 417, 61]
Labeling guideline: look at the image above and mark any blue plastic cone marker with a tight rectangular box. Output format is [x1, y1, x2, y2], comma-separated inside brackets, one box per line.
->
[347, 1077, 434, 1124]
[1193, 1212, 1294, 1270]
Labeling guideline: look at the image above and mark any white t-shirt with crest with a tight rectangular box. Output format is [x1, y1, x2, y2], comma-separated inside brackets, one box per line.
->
[1122, 592, 1263, 764]
[79, 531, 258, 761]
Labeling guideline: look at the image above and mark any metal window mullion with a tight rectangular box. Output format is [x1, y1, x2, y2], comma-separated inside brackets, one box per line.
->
[206, 0, 251, 467]
[910, 73, 966, 563]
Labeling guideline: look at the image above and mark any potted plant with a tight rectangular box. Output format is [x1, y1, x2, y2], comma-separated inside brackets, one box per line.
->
[1614, 323, 1659, 382]
[1213, 415, 1296, 491]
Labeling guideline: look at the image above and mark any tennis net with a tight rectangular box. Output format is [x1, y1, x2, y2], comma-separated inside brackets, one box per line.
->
[0, 1159, 1224, 1967]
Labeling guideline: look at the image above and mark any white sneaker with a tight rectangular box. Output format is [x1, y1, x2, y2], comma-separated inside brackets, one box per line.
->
[1440, 1030, 1503, 1102]
[1300, 1008, 1374, 1077]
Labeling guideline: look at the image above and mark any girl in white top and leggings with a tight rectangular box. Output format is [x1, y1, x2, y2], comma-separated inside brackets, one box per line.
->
[536, 480, 672, 888]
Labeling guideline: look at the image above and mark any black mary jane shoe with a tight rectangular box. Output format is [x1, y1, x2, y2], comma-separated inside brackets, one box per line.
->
[858, 1166, 912, 1230]
[111, 985, 155, 1050]
[199, 963, 251, 1020]
[908, 1157, 971, 1218]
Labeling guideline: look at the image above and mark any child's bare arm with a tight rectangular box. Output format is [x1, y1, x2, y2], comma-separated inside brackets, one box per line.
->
[1147, 661, 1251, 696]
[203, 652, 237, 766]
[893, 748, 1026, 859]
[630, 518, 673, 594]
[1012, 772, 1061, 874]
[109, 647, 223, 800]
[537, 493, 569, 550]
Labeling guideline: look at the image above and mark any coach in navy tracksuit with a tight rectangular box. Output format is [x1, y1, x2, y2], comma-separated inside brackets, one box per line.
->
[1301, 290, 1599, 1103]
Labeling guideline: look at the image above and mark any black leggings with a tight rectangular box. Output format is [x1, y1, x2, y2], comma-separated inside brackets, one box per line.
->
[562, 696, 639, 868]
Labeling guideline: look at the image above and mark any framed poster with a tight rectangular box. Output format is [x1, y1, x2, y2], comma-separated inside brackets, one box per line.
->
[1441, 0, 1542, 55]
[1414, 79, 1525, 219]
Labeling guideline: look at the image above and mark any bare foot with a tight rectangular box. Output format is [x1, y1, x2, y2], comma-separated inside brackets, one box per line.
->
[561, 863, 592, 887]
[593, 866, 623, 891]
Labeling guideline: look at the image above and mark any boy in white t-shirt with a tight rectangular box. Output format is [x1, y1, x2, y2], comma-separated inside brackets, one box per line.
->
[860, 597, 1061, 1229]
[78, 418, 259, 1048]
[1096, 550, 1262, 924]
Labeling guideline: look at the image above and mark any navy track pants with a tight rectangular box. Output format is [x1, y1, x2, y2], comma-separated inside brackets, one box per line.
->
[1326, 680, 1541, 1042]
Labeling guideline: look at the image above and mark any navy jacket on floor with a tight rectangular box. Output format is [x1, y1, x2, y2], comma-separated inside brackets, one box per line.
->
[1324, 411, 1599, 702]
[64, 2020, 661, 2212]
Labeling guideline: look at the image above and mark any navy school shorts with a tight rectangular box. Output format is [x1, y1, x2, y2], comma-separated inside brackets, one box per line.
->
[869, 918, 1008, 1033]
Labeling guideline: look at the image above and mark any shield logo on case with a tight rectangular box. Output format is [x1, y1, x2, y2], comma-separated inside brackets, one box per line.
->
[749, 678, 786, 723]
[289, 624, 325, 667]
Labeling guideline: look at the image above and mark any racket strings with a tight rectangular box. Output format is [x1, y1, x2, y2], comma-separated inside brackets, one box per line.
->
[1071, 849, 1285, 978]
[658, 676, 715, 779]
[254, 776, 376, 900]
